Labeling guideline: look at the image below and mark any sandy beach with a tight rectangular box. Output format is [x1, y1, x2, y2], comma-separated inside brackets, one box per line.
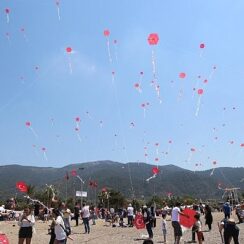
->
[0, 212, 243, 244]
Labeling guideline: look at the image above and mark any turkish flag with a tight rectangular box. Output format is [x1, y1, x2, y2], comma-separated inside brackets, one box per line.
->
[179, 208, 196, 228]
[0, 234, 10, 244]
[134, 214, 145, 229]
[16, 181, 28, 193]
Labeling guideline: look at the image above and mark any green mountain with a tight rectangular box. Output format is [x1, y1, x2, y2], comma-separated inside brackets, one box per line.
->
[0, 161, 243, 200]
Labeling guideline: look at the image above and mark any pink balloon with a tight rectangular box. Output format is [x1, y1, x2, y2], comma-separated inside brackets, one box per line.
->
[152, 167, 159, 174]
[179, 72, 186, 79]
[148, 33, 159, 45]
[104, 29, 110, 37]
[25, 121, 31, 127]
[200, 43, 205, 49]
[66, 47, 72, 53]
[197, 88, 204, 95]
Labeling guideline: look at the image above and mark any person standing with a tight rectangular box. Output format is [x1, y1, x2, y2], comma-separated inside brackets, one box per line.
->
[171, 202, 189, 244]
[127, 203, 134, 227]
[223, 202, 231, 219]
[194, 214, 204, 244]
[204, 204, 213, 231]
[18, 208, 35, 244]
[143, 205, 153, 239]
[161, 213, 167, 243]
[74, 202, 80, 226]
[63, 208, 71, 236]
[52, 209, 67, 244]
[81, 203, 90, 234]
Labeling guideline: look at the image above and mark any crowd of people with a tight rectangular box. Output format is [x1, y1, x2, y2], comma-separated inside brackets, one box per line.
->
[0, 199, 243, 243]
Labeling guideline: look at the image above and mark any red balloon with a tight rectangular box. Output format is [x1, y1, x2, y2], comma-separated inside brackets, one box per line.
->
[197, 88, 204, 95]
[152, 167, 159, 174]
[191, 148, 195, 152]
[148, 33, 159, 45]
[66, 47, 72, 53]
[240, 143, 244, 147]
[71, 170, 77, 176]
[16, 181, 28, 193]
[155, 143, 159, 146]
[102, 187, 107, 192]
[5, 8, 10, 14]
[200, 43, 205, 49]
[213, 161, 217, 165]
[75, 117, 80, 122]
[42, 147, 46, 151]
[25, 121, 31, 127]
[134, 83, 140, 88]
[179, 72, 186, 79]
[104, 29, 110, 37]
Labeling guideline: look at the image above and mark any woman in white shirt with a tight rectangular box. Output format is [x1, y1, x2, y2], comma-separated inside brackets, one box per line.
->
[53, 209, 67, 244]
[18, 208, 35, 244]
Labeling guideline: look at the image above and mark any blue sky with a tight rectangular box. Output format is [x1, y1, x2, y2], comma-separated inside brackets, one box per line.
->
[0, 0, 244, 170]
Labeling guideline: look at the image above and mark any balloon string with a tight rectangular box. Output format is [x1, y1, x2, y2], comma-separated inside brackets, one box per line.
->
[210, 167, 215, 176]
[69, 60, 73, 74]
[146, 174, 156, 182]
[187, 151, 193, 163]
[195, 96, 202, 117]
[143, 108, 146, 118]
[208, 69, 215, 80]
[30, 127, 38, 138]
[151, 49, 156, 80]
[114, 44, 118, 62]
[57, 6, 61, 20]
[76, 132, 82, 142]
[6, 14, 9, 24]
[106, 39, 112, 63]
[199, 49, 204, 58]
[43, 152, 48, 161]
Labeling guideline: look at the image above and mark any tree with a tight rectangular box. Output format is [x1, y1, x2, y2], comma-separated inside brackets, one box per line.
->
[26, 184, 35, 197]
[98, 189, 126, 210]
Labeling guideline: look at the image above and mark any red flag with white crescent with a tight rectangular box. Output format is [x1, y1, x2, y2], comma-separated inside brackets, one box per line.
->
[134, 214, 145, 229]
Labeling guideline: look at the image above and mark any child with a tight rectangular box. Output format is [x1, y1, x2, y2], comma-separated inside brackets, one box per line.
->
[194, 214, 204, 244]
[162, 214, 167, 243]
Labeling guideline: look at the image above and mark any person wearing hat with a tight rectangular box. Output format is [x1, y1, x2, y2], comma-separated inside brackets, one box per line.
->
[142, 205, 153, 239]
[127, 203, 134, 227]
[219, 218, 240, 244]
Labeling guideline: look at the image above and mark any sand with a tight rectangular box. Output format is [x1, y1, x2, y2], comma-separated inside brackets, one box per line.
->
[0, 212, 243, 244]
